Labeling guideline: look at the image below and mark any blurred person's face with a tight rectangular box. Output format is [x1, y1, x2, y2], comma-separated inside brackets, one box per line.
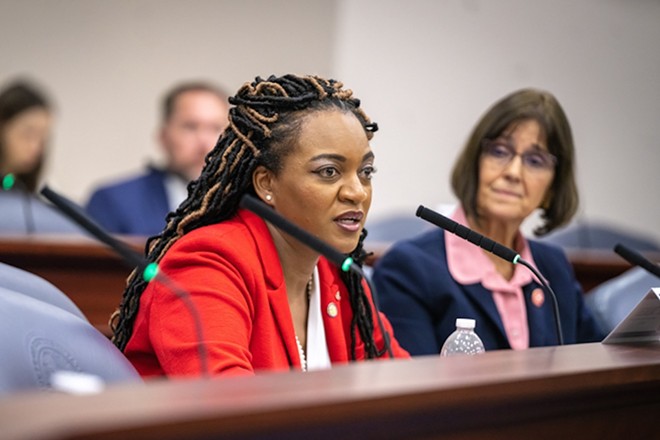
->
[159, 90, 229, 181]
[255, 110, 375, 255]
[476, 119, 555, 228]
[1, 107, 51, 174]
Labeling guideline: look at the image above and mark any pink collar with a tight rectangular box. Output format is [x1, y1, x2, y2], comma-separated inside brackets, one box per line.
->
[445, 207, 536, 292]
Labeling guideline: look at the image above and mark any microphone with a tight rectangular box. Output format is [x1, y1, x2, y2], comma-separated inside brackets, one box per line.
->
[416, 205, 565, 345]
[2, 173, 36, 234]
[614, 243, 660, 279]
[39, 185, 210, 376]
[240, 194, 394, 358]
[416, 205, 519, 263]
[240, 194, 359, 274]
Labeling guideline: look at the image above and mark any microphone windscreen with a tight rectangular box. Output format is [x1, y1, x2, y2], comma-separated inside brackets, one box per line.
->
[416, 205, 455, 231]
[240, 195, 349, 270]
[416, 205, 518, 263]
[614, 243, 660, 278]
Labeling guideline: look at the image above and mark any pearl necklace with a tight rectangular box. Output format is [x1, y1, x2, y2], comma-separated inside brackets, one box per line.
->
[295, 277, 313, 372]
[295, 334, 307, 372]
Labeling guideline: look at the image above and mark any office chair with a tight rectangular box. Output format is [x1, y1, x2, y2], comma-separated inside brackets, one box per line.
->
[584, 267, 660, 334]
[0, 286, 141, 396]
[365, 204, 455, 244]
[0, 190, 86, 235]
[540, 220, 660, 252]
[0, 262, 87, 320]
[365, 214, 433, 243]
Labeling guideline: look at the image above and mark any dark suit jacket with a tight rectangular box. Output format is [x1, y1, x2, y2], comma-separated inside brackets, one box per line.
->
[85, 167, 170, 236]
[372, 229, 605, 355]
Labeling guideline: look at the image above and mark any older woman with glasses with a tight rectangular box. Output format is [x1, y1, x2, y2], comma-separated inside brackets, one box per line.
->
[372, 88, 604, 354]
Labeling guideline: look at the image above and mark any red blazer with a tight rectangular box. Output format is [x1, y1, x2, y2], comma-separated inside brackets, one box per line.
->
[124, 209, 408, 377]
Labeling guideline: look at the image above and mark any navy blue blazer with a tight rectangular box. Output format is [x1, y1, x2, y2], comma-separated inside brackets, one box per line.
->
[85, 167, 170, 236]
[372, 229, 605, 355]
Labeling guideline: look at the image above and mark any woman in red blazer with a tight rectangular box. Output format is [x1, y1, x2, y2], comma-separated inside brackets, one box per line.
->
[111, 74, 409, 377]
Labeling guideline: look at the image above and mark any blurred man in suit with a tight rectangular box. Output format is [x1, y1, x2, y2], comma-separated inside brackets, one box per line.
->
[85, 81, 230, 236]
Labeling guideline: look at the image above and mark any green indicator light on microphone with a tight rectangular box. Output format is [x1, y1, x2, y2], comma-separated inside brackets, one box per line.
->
[143, 262, 159, 282]
[2, 173, 16, 191]
[341, 257, 354, 273]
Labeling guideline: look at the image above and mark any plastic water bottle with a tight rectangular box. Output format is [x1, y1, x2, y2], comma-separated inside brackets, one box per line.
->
[440, 318, 485, 356]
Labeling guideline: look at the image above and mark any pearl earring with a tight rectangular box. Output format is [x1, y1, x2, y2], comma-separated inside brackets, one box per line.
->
[265, 194, 272, 201]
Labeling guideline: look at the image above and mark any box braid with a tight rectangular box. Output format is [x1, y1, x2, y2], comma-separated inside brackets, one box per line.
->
[341, 228, 385, 359]
[111, 74, 381, 360]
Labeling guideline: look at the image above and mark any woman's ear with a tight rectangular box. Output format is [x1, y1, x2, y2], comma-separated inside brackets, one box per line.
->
[252, 165, 275, 205]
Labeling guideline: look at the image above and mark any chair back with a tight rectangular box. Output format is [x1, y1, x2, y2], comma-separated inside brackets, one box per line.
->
[0, 287, 141, 396]
[0, 262, 86, 320]
[365, 214, 434, 243]
[585, 267, 660, 334]
[540, 221, 660, 252]
[0, 190, 86, 234]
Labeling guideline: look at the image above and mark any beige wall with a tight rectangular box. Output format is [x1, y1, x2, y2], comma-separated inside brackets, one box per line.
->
[0, 0, 337, 199]
[335, 0, 660, 242]
[2, 0, 659, 243]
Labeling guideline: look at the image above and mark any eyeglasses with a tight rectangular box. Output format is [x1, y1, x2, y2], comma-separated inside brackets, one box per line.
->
[481, 139, 557, 172]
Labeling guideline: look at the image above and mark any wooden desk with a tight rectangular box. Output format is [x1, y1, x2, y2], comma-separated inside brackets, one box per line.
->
[2, 342, 660, 439]
[0, 234, 144, 336]
[0, 235, 655, 336]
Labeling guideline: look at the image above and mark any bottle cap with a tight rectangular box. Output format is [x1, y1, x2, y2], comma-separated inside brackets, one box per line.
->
[455, 318, 476, 329]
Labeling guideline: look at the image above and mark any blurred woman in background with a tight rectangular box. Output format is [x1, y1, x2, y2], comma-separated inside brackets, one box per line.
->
[0, 80, 52, 193]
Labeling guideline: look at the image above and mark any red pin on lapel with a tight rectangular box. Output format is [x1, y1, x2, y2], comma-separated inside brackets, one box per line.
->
[532, 288, 545, 308]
